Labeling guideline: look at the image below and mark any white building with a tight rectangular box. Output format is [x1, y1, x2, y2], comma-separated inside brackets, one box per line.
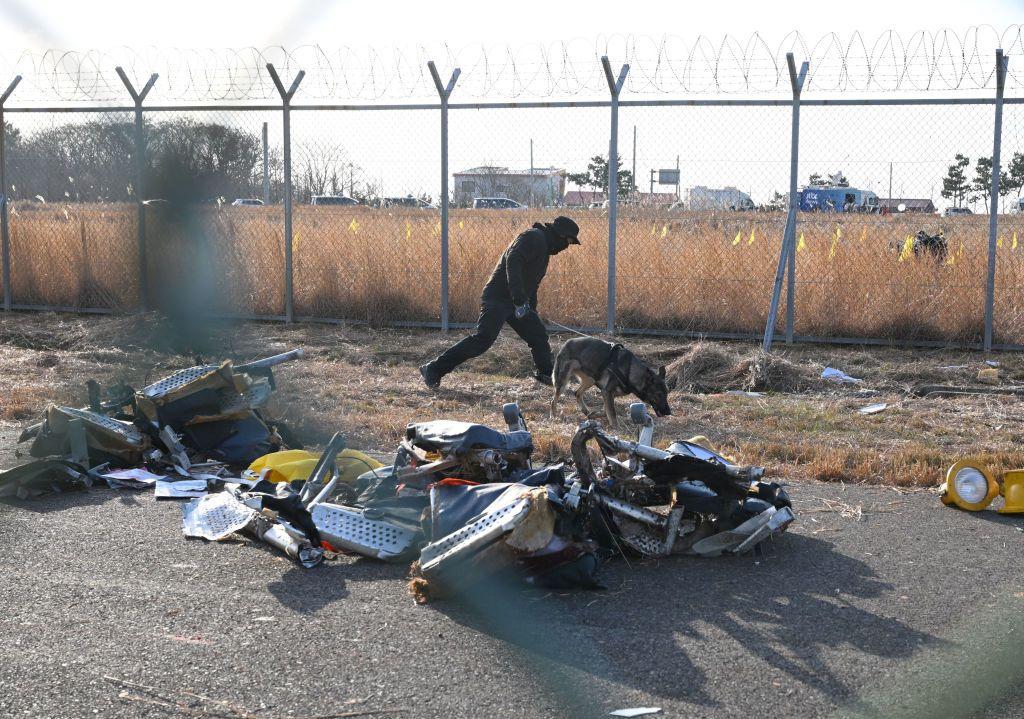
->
[453, 166, 566, 207]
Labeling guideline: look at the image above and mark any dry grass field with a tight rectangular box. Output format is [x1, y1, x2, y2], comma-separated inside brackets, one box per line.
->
[2, 311, 1024, 489]
[6, 203, 1024, 343]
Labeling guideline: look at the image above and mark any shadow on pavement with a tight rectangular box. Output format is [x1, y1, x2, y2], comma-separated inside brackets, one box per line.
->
[429, 533, 942, 716]
[0, 486, 130, 513]
[267, 558, 408, 614]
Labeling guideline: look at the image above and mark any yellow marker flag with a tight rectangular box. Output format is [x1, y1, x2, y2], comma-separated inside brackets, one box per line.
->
[661, 224, 668, 238]
[796, 232, 806, 253]
[458, 220, 464, 229]
[958, 240, 964, 257]
[732, 231, 741, 246]
[836, 225, 842, 241]
[405, 220, 411, 239]
[998, 236, 1004, 248]
[348, 218, 360, 233]
[747, 228, 756, 245]
[946, 251, 956, 266]
[293, 232, 301, 254]
[898, 236, 914, 262]
[828, 236, 838, 261]
[1013, 232, 1019, 250]
[651, 223, 657, 236]
[859, 226, 867, 243]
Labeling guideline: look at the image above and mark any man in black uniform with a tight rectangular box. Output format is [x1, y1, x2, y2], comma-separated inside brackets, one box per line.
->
[420, 215, 580, 388]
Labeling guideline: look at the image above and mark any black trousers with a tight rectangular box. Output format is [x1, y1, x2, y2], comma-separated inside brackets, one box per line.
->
[430, 302, 553, 377]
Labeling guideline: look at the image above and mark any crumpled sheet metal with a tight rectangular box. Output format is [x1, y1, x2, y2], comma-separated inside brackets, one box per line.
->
[40, 405, 147, 463]
[246, 516, 324, 568]
[419, 490, 534, 578]
[311, 503, 419, 561]
[0, 458, 93, 499]
[136, 361, 248, 422]
[181, 491, 258, 541]
[689, 506, 795, 557]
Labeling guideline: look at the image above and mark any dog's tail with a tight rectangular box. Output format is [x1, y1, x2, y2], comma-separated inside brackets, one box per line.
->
[551, 345, 575, 391]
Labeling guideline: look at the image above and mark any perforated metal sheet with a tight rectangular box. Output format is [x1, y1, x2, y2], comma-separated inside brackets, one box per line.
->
[312, 504, 418, 561]
[420, 497, 531, 574]
[141, 365, 219, 399]
[613, 516, 667, 557]
[53, 406, 145, 445]
[181, 491, 258, 541]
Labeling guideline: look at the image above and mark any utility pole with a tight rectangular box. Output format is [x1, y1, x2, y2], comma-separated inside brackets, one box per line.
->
[632, 125, 637, 200]
[649, 169, 654, 198]
[262, 122, 270, 204]
[529, 139, 534, 208]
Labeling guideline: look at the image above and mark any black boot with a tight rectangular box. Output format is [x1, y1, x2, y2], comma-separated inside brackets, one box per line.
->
[420, 363, 442, 389]
[533, 370, 553, 386]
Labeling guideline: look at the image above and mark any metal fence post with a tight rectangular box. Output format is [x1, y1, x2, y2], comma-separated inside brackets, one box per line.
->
[115, 67, 158, 312]
[984, 49, 1009, 351]
[601, 56, 629, 335]
[763, 53, 807, 351]
[428, 61, 460, 332]
[262, 121, 270, 205]
[0, 75, 22, 312]
[266, 63, 304, 323]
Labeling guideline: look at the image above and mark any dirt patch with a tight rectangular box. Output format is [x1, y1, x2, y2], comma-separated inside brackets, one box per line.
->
[665, 342, 821, 394]
[2, 311, 1024, 488]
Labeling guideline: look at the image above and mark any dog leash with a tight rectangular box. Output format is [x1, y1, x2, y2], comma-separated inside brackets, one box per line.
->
[543, 318, 599, 339]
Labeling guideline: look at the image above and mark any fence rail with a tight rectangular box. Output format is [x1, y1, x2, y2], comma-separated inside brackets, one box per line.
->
[1, 48, 1023, 351]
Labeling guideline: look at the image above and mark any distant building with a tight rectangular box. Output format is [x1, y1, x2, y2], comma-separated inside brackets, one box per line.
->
[563, 190, 677, 207]
[563, 190, 606, 207]
[879, 198, 936, 213]
[453, 166, 565, 207]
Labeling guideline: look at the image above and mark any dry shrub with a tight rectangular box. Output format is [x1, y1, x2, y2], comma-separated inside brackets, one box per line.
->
[0, 385, 52, 421]
[10, 205, 1024, 343]
[665, 342, 739, 392]
[746, 439, 1024, 487]
[666, 342, 818, 393]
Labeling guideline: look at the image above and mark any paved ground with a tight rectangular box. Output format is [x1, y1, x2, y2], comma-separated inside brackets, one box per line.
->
[3, 457, 1024, 719]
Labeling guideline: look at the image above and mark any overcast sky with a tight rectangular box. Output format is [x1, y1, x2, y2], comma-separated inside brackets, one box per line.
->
[0, 0, 1018, 49]
[0, 0, 1019, 208]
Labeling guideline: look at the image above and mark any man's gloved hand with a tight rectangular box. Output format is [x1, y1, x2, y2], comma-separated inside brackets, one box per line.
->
[514, 304, 531, 319]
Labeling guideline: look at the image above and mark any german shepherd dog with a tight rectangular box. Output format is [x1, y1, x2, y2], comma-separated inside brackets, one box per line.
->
[550, 337, 672, 425]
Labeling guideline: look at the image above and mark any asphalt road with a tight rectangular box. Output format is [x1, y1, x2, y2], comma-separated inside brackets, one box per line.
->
[2, 464, 1024, 718]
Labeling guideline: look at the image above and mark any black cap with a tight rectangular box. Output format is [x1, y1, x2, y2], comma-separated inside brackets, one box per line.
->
[550, 216, 580, 244]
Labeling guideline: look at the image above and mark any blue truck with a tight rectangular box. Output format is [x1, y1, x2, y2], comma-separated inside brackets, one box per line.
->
[799, 186, 879, 212]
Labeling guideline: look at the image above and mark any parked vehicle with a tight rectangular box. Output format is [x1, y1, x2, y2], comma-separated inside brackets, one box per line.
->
[678, 186, 754, 211]
[231, 198, 264, 207]
[799, 186, 878, 213]
[380, 195, 436, 209]
[311, 195, 359, 206]
[473, 197, 527, 210]
[943, 206, 973, 217]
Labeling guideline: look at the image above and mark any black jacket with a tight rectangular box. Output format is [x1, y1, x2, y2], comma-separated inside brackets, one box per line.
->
[481, 223, 571, 307]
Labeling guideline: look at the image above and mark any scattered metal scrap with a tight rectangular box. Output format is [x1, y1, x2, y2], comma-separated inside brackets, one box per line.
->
[915, 384, 1024, 399]
[4, 350, 798, 597]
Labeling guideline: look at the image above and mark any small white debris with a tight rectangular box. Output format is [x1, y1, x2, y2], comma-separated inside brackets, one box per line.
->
[859, 403, 888, 415]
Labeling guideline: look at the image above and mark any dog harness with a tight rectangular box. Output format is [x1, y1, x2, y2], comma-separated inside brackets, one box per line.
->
[599, 343, 640, 396]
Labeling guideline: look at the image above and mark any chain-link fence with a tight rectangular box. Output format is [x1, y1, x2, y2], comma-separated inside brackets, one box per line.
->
[0, 42, 1022, 349]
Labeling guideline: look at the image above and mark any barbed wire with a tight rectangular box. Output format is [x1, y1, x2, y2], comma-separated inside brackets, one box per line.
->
[0, 26, 1021, 104]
